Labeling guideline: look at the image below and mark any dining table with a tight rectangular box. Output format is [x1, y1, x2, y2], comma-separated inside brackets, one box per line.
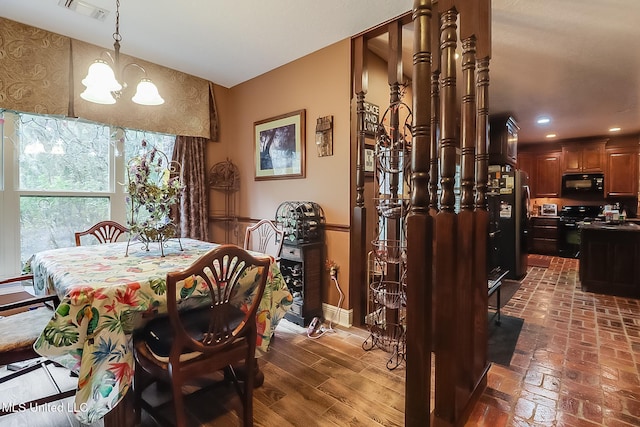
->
[31, 238, 292, 425]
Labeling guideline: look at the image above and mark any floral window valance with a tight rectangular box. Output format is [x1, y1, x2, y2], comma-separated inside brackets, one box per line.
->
[0, 17, 218, 140]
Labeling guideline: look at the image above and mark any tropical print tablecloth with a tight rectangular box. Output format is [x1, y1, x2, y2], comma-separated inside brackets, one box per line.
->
[31, 238, 292, 424]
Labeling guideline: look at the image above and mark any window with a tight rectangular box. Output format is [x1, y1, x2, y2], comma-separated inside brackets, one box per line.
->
[0, 110, 175, 276]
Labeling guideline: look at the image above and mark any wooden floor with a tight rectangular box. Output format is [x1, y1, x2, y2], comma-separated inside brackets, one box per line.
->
[2, 256, 640, 426]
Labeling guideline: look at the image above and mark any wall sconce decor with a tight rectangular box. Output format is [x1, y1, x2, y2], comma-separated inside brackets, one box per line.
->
[315, 115, 333, 157]
[80, 0, 164, 106]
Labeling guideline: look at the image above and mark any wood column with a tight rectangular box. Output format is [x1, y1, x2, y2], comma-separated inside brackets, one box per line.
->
[384, 19, 405, 330]
[429, 3, 441, 215]
[406, 1, 434, 425]
[433, 4, 459, 424]
[350, 36, 368, 327]
[455, 29, 477, 408]
[472, 0, 492, 386]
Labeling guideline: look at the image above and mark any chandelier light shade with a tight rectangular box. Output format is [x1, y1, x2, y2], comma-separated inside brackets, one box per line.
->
[80, 0, 164, 106]
[132, 78, 165, 106]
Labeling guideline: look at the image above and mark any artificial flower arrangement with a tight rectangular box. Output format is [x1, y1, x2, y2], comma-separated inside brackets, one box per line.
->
[125, 141, 184, 256]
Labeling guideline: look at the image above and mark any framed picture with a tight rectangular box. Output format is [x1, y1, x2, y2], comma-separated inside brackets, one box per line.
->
[364, 147, 375, 174]
[254, 109, 306, 180]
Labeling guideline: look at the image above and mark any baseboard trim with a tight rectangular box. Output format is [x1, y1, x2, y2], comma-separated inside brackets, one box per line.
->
[322, 303, 352, 328]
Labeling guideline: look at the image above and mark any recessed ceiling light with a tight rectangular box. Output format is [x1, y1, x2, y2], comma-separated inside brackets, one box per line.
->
[537, 117, 551, 125]
[545, 133, 557, 138]
[609, 127, 621, 132]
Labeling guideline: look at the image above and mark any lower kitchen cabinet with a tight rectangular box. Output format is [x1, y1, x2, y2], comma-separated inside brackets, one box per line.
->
[530, 216, 559, 255]
[580, 224, 640, 298]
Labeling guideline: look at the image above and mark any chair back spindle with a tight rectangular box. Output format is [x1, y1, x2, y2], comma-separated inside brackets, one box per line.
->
[243, 219, 284, 259]
[75, 220, 128, 246]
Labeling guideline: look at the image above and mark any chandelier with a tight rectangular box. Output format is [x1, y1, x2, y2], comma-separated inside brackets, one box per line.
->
[80, 0, 164, 106]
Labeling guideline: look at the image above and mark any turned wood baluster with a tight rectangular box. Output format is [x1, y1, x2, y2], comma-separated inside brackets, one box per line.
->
[473, 55, 491, 382]
[475, 76, 490, 210]
[428, 1, 441, 215]
[472, 0, 492, 386]
[385, 20, 403, 329]
[455, 32, 477, 405]
[434, 5, 459, 424]
[460, 36, 477, 214]
[405, 0, 433, 425]
[350, 36, 368, 326]
[429, 67, 440, 214]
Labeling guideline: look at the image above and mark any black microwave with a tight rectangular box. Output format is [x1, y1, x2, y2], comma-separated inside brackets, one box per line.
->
[562, 173, 604, 195]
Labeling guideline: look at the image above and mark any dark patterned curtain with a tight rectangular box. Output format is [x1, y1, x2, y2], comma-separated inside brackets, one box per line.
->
[173, 136, 209, 240]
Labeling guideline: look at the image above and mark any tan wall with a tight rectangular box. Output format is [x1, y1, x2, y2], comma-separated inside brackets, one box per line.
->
[206, 40, 352, 309]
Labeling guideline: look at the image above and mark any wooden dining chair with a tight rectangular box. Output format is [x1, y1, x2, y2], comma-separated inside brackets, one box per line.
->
[74, 220, 128, 246]
[243, 219, 284, 259]
[133, 244, 271, 427]
[0, 275, 75, 416]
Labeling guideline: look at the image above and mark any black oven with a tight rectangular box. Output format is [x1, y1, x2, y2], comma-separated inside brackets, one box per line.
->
[558, 205, 602, 258]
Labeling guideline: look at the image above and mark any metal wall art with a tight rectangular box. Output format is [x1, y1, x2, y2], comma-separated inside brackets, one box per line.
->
[315, 115, 333, 157]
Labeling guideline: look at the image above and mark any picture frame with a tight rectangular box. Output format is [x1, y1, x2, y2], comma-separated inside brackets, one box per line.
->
[364, 147, 375, 174]
[254, 109, 306, 180]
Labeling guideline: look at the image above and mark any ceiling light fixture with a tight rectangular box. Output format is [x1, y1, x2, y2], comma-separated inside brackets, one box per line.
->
[609, 127, 621, 132]
[80, 0, 164, 106]
[545, 133, 557, 139]
[536, 117, 551, 125]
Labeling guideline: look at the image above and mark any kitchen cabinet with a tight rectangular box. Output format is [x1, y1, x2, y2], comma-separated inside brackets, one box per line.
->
[605, 146, 638, 197]
[519, 150, 561, 198]
[580, 223, 640, 298]
[535, 151, 562, 197]
[517, 152, 536, 195]
[489, 115, 519, 167]
[530, 216, 559, 255]
[561, 141, 605, 173]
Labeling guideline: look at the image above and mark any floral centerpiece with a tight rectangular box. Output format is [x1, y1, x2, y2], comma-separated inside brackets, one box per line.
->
[125, 141, 184, 256]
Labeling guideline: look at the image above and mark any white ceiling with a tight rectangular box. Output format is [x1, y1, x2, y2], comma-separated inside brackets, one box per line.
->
[1, 0, 639, 144]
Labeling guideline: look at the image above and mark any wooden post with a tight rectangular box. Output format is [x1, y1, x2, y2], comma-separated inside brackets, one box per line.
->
[385, 20, 403, 328]
[405, 0, 433, 425]
[429, 3, 441, 215]
[350, 36, 368, 327]
[472, 0, 492, 388]
[433, 4, 459, 424]
[455, 30, 477, 411]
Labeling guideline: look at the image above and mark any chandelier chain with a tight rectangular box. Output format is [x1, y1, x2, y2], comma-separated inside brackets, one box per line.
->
[113, 0, 122, 43]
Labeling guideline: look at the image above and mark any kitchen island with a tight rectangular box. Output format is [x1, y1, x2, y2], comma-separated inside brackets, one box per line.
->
[579, 222, 640, 298]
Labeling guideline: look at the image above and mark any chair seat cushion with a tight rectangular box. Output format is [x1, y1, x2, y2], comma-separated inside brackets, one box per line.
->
[141, 305, 245, 361]
[0, 307, 52, 353]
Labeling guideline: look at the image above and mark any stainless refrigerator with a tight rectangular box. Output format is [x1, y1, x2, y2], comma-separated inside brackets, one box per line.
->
[487, 168, 530, 280]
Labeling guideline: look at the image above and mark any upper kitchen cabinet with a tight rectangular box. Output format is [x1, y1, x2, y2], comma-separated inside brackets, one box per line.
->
[605, 146, 639, 197]
[489, 115, 519, 167]
[517, 152, 536, 195]
[518, 149, 561, 197]
[561, 140, 606, 174]
[535, 151, 562, 197]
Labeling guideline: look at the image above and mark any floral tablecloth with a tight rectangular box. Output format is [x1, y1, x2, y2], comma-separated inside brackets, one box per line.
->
[31, 238, 292, 424]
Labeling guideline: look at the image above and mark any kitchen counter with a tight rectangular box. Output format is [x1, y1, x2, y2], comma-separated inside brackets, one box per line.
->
[579, 221, 640, 232]
[579, 224, 640, 298]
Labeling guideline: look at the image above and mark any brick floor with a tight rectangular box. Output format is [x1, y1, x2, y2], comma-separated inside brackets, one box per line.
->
[467, 256, 640, 427]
